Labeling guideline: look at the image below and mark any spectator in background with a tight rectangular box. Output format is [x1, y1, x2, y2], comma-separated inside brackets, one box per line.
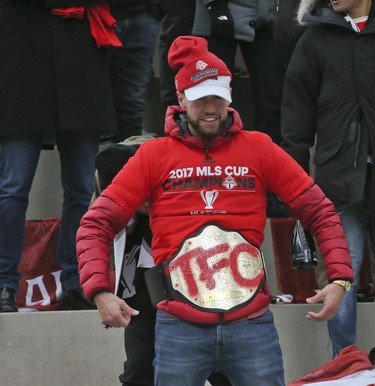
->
[159, 0, 196, 112]
[281, 0, 375, 357]
[107, 0, 165, 142]
[0, 0, 118, 312]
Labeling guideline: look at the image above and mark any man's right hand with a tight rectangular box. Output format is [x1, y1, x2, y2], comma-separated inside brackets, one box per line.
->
[94, 292, 139, 328]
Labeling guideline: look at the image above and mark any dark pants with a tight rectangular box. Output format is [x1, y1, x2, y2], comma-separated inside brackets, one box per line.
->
[158, 0, 196, 113]
[119, 275, 155, 386]
[109, 12, 159, 141]
[0, 132, 100, 291]
[206, 23, 285, 145]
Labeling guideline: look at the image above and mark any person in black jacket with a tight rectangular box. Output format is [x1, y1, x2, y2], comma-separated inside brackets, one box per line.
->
[281, 0, 375, 358]
[0, 0, 118, 312]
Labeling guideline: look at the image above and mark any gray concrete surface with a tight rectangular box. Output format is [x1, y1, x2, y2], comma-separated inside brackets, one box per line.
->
[1, 304, 374, 386]
[26, 149, 63, 221]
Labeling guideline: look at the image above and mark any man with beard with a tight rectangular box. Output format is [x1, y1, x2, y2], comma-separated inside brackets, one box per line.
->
[77, 36, 353, 385]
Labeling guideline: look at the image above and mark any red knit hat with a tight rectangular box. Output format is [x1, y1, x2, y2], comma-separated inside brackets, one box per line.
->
[168, 36, 232, 102]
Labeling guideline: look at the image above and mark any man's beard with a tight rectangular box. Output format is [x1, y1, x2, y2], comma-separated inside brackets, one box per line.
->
[188, 115, 228, 139]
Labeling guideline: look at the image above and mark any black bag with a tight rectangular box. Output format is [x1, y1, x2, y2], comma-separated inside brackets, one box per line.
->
[291, 220, 317, 270]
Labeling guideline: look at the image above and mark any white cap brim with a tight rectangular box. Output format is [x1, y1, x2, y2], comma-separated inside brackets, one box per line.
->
[184, 76, 232, 103]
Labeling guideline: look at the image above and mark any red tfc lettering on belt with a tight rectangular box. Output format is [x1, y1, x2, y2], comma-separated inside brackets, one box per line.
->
[170, 243, 263, 297]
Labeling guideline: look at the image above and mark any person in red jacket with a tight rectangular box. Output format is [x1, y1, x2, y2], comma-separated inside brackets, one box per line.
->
[77, 36, 354, 386]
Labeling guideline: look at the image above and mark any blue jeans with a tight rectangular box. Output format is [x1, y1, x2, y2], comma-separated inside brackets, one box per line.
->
[109, 12, 159, 141]
[327, 200, 375, 357]
[0, 132, 100, 291]
[154, 310, 285, 386]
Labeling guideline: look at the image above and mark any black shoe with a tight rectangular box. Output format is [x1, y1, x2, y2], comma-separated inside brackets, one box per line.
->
[59, 288, 96, 311]
[0, 287, 18, 312]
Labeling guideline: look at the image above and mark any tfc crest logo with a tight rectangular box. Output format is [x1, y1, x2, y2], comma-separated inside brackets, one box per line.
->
[196, 60, 208, 71]
[223, 174, 236, 190]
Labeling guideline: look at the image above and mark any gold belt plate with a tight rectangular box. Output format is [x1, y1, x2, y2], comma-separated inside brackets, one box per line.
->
[169, 225, 266, 311]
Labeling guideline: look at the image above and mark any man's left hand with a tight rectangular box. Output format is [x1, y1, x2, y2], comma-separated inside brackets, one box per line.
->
[305, 283, 346, 321]
[94, 292, 139, 328]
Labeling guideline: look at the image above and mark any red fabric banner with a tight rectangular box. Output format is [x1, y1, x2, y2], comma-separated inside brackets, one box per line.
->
[17, 219, 62, 311]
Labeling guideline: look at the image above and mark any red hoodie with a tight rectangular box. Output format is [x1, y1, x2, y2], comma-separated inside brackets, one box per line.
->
[77, 106, 353, 324]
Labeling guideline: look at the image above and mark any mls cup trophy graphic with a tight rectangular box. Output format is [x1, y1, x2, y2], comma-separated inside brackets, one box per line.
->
[201, 190, 219, 209]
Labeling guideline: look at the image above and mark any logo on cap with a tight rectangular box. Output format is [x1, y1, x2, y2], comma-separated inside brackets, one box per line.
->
[196, 60, 208, 71]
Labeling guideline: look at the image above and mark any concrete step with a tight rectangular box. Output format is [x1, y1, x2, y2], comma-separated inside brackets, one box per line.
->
[1, 304, 374, 386]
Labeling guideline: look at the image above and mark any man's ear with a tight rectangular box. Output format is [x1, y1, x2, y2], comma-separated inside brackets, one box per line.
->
[177, 91, 185, 108]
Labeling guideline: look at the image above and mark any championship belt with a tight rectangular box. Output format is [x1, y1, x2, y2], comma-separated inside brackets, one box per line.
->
[145, 224, 266, 313]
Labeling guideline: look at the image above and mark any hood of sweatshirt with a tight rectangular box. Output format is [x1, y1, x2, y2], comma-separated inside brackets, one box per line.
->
[164, 105, 243, 161]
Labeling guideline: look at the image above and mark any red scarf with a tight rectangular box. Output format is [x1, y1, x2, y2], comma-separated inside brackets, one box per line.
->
[51, 0, 122, 49]
[356, 19, 368, 31]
